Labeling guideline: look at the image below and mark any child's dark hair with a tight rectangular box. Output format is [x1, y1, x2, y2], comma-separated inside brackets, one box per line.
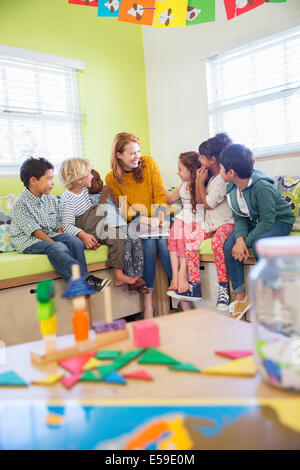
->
[219, 144, 254, 179]
[20, 157, 54, 188]
[198, 133, 232, 162]
[179, 151, 201, 213]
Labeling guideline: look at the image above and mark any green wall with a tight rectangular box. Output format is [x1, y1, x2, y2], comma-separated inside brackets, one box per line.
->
[0, 0, 150, 195]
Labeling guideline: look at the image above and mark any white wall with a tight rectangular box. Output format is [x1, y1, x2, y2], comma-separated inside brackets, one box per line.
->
[143, 0, 300, 186]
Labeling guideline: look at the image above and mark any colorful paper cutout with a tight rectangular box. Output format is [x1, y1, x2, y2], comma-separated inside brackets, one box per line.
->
[32, 374, 63, 386]
[82, 357, 102, 370]
[202, 356, 257, 377]
[98, 0, 121, 17]
[123, 369, 154, 380]
[103, 371, 127, 384]
[138, 348, 180, 365]
[58, 351, 97, 375]
[0, 371, 28, 387]
[119, 0, 156, 25]
[69, 0, 99, 6]
[223, 0, 264, 20]
[215, 350, 253, 360]
[153, 0, 188, 28]
[186, 0, 215, 26]
[61, 374, 82, 389]
[170, 363, 200, 373]
[95, 350, 121, 360]
[80, 370, 102, 382]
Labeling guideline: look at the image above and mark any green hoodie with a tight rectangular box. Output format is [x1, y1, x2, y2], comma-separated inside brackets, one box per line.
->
[226, 169, 295, 247]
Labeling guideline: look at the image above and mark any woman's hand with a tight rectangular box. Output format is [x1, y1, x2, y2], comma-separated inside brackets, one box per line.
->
[232, 237, 249, 262]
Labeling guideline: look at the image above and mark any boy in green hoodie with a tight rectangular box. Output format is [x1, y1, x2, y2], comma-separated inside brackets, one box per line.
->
[219, 144, 295, 320]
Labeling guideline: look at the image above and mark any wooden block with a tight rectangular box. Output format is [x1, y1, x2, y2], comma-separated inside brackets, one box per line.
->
[31, 328, 129, 365]
[132, 320, 160, 348]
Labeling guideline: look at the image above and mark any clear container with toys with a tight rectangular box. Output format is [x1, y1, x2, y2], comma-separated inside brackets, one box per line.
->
[249, 237, 300, 391]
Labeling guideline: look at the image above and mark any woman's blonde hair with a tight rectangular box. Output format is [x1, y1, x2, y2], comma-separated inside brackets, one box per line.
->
[110, 132, 144, 183]
[59, 158, 93, 189]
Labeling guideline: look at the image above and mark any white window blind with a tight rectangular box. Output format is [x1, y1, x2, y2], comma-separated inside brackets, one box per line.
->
[206, 26, 300, 158]
[0, 50, 85, 174]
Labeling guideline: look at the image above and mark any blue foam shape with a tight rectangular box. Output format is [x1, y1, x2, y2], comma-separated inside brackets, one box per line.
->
[103, 371, 127, 385]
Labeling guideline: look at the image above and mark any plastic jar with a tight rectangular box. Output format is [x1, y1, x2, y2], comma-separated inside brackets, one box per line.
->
[249, 237, 300, 391]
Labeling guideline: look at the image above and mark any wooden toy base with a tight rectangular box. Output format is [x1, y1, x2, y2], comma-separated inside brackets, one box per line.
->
[31, 329, 129, 365]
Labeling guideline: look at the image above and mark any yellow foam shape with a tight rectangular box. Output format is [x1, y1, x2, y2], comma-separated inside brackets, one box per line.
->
[32, 373, 63, 386]
[202, 356, 257, 377]
[268, 398, 300, 434]
[46, 413, 65, 426]
[82, 357, 102, 371]
[40, 315, 57, 335]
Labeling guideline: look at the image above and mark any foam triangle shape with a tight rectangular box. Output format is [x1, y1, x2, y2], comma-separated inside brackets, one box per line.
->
[215, 350, 253, 360]
[170, 363, 200, 373]
[0, 371, 28, 387]
[103, 371, 127, 385]
[95, 350, 121, 360]
[61, 374, 82, 389]
[122, 370, 154, 381]
[79, 370, 102, 382]
[58, 351, 97, 374]
[32, 373, 63, 386]
[202, 356, 257, 377]
[138, 348, 180, 365]
[82, 357, 102, 370]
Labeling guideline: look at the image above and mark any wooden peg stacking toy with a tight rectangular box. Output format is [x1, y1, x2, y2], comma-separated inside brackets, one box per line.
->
[62, 265, 94, 342]
[92, 286, 126, 333]
[36, 280, 57, 354]
[132, 320, 160, 348]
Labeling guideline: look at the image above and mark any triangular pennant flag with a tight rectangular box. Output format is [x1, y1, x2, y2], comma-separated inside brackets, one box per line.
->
[224, 0, 264, 21]
[123, 369, 154, 380]
[69, 0, 99, 6]
[0, 371, 28, 387]
[82, 357, 102, 370]
[138, 348, 180, 365]
[58, 351, 97, 374]
[202, 356, 257, 377]
[95, 350, 121, 360]
[186, 0, 215, 26]
[32, 373, 63, 386]
[103, 371, 127, 384]
[153, 0, 188, 28]
[98, 0, 121, 17]
[80, 370, 102, 382]
[119, 0, 156, 26]
[61, 374, 82, 389]
[170, 363, 200, 373]
[215, 350, 252, 360]
[264, 0, 286, 2]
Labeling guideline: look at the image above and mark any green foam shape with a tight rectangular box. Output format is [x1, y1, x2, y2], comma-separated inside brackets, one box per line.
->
[255, 339, 268, 360]
[138, 348, 180, 365]
[37, 298, 56, 321]
[98, 349, 145, 378]
[0, 371, 28, 387]
[170, 363, 201, 373]
[79, 370, 102, 382]
[95, 350, 121, 360]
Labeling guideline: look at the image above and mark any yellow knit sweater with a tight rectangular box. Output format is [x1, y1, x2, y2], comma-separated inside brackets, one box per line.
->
[105, 156, 167, 221]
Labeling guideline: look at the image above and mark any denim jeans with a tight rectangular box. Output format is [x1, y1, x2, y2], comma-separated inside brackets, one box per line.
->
[142, 238, 172, 290]
[224, 222, 293, 294]
[23, 233, 89, 282]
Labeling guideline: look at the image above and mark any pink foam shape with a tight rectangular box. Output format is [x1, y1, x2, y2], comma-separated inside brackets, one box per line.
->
[132, 320, 160, 348]
[215, 350, 252, 360]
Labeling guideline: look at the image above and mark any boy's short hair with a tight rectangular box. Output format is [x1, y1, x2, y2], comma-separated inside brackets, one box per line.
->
[59, 158, 93, 189]
[219, 144, 254, 179]
[20, 157, 54, 188]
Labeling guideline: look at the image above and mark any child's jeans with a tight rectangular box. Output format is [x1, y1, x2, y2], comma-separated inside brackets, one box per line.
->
[224, 221, 293, 294]
[142, 238, 172, 290]
[23, 233, 90, 282]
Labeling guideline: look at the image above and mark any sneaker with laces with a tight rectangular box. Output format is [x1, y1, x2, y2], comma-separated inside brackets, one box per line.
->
[86, 275, 111, 293]
[229, 296, 251, 320]
[167, 281, 202, 302]
[216, 283, 230, 311]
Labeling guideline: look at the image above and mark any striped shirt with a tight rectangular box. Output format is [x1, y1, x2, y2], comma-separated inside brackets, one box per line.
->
[10, 188, 62, 253]
[60, 187, 92, 236]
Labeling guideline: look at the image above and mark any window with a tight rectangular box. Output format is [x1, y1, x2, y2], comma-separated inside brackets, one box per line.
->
[206, 26, 300, 158]
[0, 46, 85, 174]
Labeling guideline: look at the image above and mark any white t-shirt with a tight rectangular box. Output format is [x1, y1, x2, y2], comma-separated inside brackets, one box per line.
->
[204, 175, 234, 232]
[176, 181, 204, 224]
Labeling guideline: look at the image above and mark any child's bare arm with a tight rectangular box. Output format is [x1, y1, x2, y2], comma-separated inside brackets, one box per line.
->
[99, 185, 111, 205]
[196, 169, 212, 210]
[164, 187, 180, 204]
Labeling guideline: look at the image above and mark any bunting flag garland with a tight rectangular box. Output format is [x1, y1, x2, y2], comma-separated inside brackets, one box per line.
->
[69, 0, 287, 27]
[118, 0, 156, 25]
[186, 0, 215, 26]
[224, 0, 264, 20]
[69, 0, 99, 6]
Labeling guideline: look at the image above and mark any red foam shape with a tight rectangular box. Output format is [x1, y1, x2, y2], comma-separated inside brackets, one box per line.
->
[132, 320, 160, 348]
[215, 350, 253, 360]
[61, 374, 82, 389]
[58, 351, 97, 374]
[123, 370, 154, 381]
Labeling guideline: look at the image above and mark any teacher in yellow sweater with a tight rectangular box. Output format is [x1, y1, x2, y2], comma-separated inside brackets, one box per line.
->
[106, 132, 172, 318]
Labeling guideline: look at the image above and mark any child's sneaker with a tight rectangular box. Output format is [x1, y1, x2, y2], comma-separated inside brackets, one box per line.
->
[229, 296, 251, 320]
[87, 275, 111, 292]
[167, 282, 202, 302]
[216, 282, 230, 311]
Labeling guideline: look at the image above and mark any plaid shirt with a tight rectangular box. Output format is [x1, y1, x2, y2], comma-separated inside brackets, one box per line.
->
[10, 188, 62, 253]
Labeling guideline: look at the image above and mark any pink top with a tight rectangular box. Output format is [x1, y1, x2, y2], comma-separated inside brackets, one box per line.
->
[256, 236, 300, 257]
